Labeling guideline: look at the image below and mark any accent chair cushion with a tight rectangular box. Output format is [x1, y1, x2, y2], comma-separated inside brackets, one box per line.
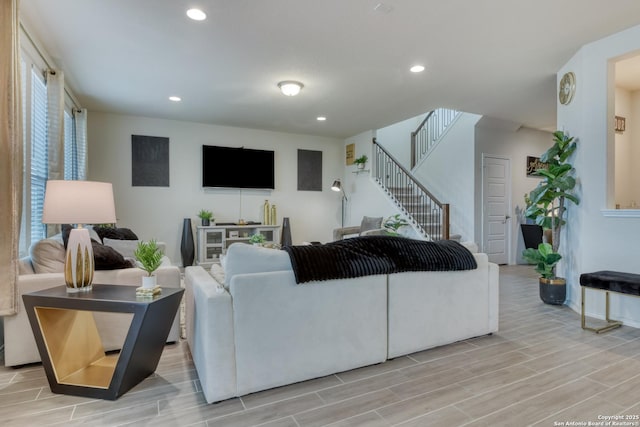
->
[360, 216, 383, 234]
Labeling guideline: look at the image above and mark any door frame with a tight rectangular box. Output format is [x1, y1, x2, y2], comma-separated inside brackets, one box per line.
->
[481, 153, 512, 265]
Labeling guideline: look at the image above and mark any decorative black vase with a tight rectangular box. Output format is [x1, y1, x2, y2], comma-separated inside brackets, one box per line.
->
[281, 217, 292, 247]
[181, 218, 195, 267]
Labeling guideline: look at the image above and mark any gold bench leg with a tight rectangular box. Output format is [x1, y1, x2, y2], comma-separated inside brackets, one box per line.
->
[581, 286, 623, 333]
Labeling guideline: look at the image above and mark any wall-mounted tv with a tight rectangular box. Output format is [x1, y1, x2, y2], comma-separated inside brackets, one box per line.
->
[202, 145, 275, 189]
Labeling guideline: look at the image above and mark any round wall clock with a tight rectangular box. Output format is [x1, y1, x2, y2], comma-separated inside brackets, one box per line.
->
[559, 72, 576, 105]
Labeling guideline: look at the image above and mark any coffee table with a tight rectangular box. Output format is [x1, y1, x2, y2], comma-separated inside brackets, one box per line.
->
[22, 284, 184, 400]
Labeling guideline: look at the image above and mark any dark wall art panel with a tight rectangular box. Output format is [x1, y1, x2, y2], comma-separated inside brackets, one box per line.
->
[132, 135, 170, 187]
[297, 149, 322, 191]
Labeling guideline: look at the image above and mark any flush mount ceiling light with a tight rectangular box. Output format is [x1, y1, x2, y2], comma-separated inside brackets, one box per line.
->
[278, 81, 304, 96]
[168, 96, 182, 102]
[410, 65, 425, 73]
[186, 8, 207, 21]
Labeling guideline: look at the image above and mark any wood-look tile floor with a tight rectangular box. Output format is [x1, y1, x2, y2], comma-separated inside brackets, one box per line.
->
[2, 265, 640, 426]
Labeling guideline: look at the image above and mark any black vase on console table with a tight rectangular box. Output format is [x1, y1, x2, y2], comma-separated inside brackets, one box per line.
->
[281, 217, 292, 247]
[181, 218, 195, 267]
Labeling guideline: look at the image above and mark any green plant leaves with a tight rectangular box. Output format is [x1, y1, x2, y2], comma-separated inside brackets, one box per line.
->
[134, 239, 163, 276]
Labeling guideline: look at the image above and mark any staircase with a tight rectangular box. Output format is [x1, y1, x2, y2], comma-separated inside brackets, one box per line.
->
[411, 108, 461, 168]
[372, 139, 450, 240]
[372, 108, 461, 241]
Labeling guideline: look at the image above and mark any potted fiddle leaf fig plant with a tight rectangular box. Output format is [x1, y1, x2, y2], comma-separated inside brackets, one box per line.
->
[134, 239, 163, 289]
[522, 130, 579, 305]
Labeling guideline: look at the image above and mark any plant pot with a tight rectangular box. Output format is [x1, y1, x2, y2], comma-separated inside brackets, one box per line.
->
[539, 277, 566, 305]
[142, 275, 157, 289]
[201, 219, 210, 226]
[357, 163, 365, 170]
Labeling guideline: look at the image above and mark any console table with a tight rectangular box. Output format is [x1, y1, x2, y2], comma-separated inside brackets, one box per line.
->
[196, 224, 280, 267]
[22, 284, 184, 400]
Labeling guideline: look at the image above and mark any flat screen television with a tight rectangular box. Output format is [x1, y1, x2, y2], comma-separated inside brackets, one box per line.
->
[202, 145, 275, 189]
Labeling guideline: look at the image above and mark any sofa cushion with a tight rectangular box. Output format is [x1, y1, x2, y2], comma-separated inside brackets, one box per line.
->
[360, 216, 383, 233]
[92, 240, 135, 270]
[94, 226, 139, 242]
[224, 243, 292, 288]
[103, 238, 140, 258]
[30, 239, 66, 274]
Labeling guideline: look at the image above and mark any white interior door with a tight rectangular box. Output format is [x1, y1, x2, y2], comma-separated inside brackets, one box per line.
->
[482, 155, 511, 265]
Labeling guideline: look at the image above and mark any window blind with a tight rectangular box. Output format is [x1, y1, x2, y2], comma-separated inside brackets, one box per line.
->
[30, 68, 48, 244]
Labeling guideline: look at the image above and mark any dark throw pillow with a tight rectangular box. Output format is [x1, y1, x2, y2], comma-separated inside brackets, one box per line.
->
[92, 239, 135, 270]
[94, 226, 139, 242]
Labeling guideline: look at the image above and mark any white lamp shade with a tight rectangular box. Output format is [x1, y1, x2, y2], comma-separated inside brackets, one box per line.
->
[331, 179, 342, 192]
[42, 180, 117, 225]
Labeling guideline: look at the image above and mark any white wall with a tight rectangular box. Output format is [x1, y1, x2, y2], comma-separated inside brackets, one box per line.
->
[375, 113, 427, 168]
[412, 113, 481, 242]
[340, 130, 400, 228]
[474, 121, 552, 264]
[558, 24, 640, 327]
[88, 112, 343, 264]
[614, 87, 633, 207]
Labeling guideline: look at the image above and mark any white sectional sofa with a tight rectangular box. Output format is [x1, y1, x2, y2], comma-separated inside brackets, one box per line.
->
[4, 236, 182, 367]
[185, 240, 499, 404]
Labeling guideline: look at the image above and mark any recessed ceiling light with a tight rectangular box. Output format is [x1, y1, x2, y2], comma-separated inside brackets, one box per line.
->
[410, 65, 425, 73]
[186, 8, 207, 21]
[317, 116, 327, 121]
[169, 96, 182, 102]
[277, 81, 304, 96]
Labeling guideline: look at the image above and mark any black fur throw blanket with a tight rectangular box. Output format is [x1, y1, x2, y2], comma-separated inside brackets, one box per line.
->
[283, 235, 477, 284]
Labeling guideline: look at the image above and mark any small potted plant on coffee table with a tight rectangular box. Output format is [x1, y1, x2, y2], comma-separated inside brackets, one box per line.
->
[134, 239, 163, 290]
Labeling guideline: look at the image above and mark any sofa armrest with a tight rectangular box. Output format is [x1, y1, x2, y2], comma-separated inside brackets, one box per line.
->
[332, 226, 361, 241]
[184, 266, 237, 403]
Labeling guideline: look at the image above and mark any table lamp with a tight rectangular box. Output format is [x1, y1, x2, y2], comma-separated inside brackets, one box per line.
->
[42, 180, 117, 293]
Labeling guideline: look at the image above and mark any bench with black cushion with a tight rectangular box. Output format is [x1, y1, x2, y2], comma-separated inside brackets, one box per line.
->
[579, 270, 640, 333]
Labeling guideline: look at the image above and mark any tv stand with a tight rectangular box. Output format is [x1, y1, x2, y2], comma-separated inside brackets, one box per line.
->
[196, 224, 280, 267]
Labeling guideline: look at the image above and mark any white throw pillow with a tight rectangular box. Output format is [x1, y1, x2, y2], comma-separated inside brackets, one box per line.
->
[103, 238, 140, 258]
[209, 263, 226, 287]
[30, 239, 66, 274]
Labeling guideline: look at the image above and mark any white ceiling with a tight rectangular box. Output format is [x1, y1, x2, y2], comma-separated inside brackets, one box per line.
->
[19, 0, 640, 139]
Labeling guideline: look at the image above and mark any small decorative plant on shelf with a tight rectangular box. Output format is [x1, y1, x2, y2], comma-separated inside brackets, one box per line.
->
[134, 239, 164, 289]
[197, 209, 214, 226]
[353, 154, 368, 170]
[249, 233, 266, 245]
[383, 214, 409, 236]
[522, 130, 580, 305]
